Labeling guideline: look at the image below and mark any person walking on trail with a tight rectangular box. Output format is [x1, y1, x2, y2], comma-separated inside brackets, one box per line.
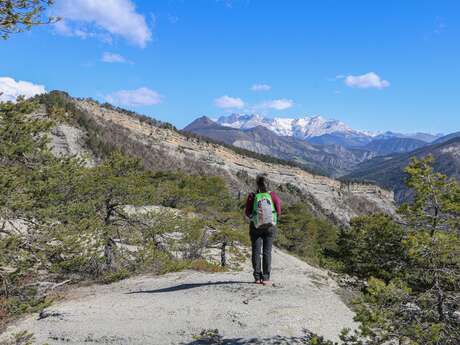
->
[245, 174, 281, 286]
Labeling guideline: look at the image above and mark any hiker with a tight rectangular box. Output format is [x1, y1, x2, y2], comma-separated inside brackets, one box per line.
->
[245, 174, 281, 286]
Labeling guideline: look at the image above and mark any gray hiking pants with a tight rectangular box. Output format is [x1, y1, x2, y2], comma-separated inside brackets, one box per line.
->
[250, 222, 277, 281]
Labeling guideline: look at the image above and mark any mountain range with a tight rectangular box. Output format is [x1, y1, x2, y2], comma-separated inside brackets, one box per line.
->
[184, 116, 374, 176]
[185, 114, 460, 202]
[215, 113, 443, 147]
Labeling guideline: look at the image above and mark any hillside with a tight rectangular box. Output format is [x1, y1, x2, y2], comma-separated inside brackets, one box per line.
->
[344, 137, 460, 202]
[53, 94, 395, 224]
[362, 137, 427, 156]
[433, 131, 460, 145]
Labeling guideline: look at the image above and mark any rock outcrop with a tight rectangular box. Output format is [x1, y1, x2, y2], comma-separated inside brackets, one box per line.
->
[49, 124, 96, 167]
[0, 248, 356, 344]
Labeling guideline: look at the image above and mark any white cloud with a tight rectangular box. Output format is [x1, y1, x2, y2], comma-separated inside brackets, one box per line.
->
[0, 77, 46, 103]
[251, 83, 271, 92]
[106, 87, 162, 106]
[343, 72, 390, 89]
[259, 98, 294, 110]
[214, 95, 245, 109]
[53, 0, 151, 48]
[101, 52, 131, 64]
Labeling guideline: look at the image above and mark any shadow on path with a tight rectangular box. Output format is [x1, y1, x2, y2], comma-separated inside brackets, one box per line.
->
[127, 281, 250, 294]
[182, 335, 312, 344]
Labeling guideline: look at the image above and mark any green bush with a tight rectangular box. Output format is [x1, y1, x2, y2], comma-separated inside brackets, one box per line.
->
[100, 269, 130, 284]
[276, 203, 338, 266]
[335, 213, 405, 282]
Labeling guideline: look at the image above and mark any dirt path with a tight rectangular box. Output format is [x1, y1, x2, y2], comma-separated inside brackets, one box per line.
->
[1, 249, 356, 344]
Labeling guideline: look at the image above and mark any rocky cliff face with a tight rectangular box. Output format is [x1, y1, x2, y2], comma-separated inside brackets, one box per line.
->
[65, 99, 395, 224]
[49, 124, 96, 167]
[28, 104, 96, 166]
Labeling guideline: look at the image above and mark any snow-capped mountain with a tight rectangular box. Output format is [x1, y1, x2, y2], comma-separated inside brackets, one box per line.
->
[374, 131, 443, 143]
[216, 113, 376, 141]
[215, 114, 442, 146]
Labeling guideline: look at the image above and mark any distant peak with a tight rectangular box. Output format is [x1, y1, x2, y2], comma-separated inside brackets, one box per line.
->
[183, 116, 218, 131]
[197, 115, 212, 121]
[194, 115, 215, 124]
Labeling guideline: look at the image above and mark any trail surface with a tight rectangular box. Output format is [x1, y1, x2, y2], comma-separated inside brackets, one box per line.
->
[1, 249, 356, 344]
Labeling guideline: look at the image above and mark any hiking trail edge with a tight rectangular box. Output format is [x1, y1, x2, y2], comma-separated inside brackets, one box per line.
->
[1, 248, 356, 344]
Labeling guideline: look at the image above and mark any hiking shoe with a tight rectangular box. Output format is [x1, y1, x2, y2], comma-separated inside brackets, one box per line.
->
[262, 280, 273, 286]
[255, 280, 262, 284]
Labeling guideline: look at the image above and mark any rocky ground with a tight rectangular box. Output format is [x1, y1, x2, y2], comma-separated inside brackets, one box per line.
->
[1, 249, 356, 345]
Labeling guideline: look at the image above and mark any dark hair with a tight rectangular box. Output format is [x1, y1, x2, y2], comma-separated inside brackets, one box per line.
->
[256, 174, 268, 193]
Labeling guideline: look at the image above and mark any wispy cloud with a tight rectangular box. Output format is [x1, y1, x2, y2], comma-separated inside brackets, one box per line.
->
[214, 95, 245, 109]
[339, 72, 390, 89]
[258, 99, 294, 110]
[53, 0, 151, 48]
[168, 14, 179, 24]
[106, 87, 162, 106]
[434, 16, 447, 35]
[217, 0, 234, 8]
[423, 17, 447, 41]
[251, 83, 271, 92]
[0, 77, 46, 102]
[101, 52, 132, 64]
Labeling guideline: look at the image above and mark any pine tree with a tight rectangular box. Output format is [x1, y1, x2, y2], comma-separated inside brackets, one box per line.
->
[339, 156, 460, 345]
[0, 0, 58, 39]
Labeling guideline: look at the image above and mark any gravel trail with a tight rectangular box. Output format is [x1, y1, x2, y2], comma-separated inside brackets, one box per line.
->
[1, 248, 356, 344]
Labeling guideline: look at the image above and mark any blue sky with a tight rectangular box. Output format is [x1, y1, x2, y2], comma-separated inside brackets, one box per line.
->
[1, 0, 459, 134]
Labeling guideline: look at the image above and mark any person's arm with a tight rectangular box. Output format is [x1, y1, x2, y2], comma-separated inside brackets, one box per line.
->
[270, 192, 281, 218]
[245, 193, 255, 218]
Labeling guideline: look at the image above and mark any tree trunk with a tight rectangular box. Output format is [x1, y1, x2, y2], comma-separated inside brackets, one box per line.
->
[221, 242, 227, 267]
[435, 273, 445, 321]
[104, 238, 116, 271]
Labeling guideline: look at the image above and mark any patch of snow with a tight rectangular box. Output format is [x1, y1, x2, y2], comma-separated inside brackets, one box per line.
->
[217, 113, 375, 139]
